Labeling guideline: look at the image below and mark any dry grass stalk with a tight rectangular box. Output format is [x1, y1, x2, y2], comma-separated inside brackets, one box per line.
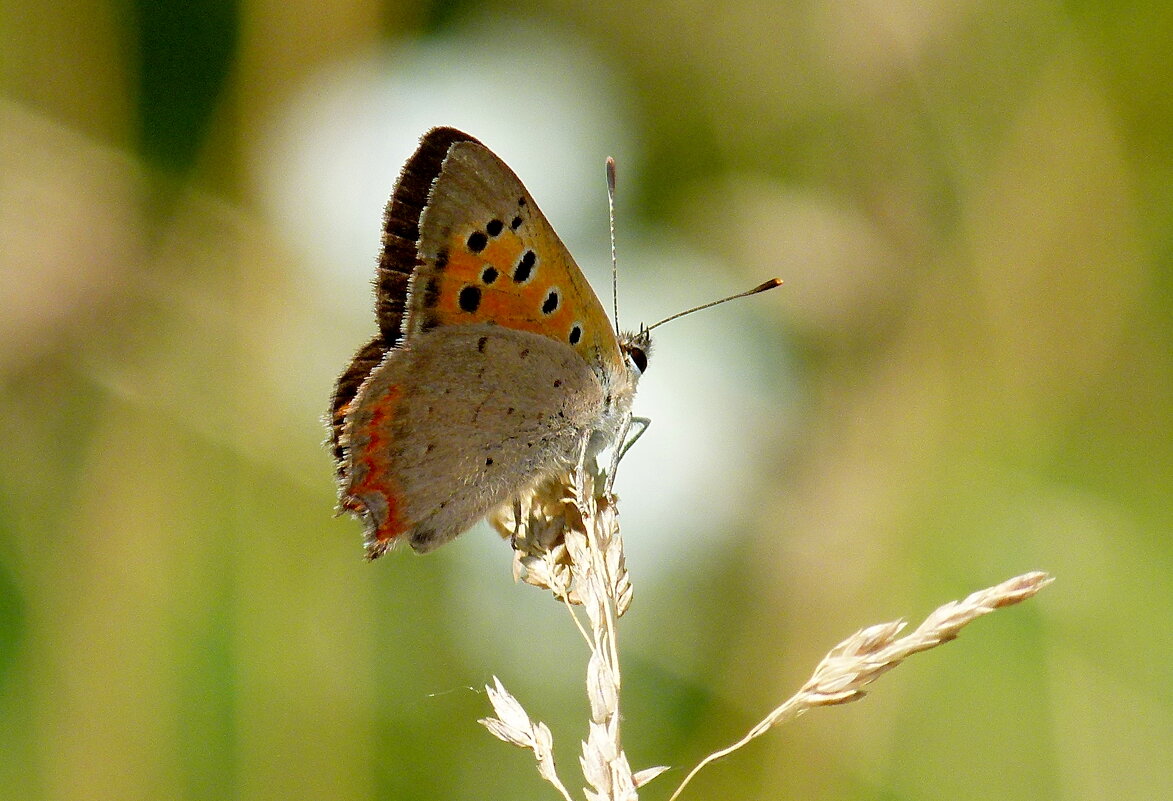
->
[482, 463, 1052, 801]
[482, 466, 653, 801]
[481, 676, 576, 801]
[666, 570, 1054, 801]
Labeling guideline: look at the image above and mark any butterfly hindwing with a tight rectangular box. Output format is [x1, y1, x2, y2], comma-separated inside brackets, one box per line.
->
[342, 324, 605, 555]
[329, 334, 389, 477]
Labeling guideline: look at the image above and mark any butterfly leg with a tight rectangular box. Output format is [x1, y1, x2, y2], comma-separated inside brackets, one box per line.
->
[508, 496, 524, 547]
[617, 415, 650, 465]
[602, 415, 651, 490]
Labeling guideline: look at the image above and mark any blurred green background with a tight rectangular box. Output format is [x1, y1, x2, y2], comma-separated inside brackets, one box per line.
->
[1, 1, 1169, 799]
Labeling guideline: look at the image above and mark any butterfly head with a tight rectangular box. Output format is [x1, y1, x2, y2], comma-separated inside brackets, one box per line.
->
[620, 327, 651, 377]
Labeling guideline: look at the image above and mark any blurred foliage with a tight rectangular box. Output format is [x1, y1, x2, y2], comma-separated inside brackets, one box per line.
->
[1, 1, 1170, 800]
[129, 0, 238, 172]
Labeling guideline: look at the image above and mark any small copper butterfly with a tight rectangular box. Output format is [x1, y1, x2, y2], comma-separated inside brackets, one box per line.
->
[330, 127, 779, 558]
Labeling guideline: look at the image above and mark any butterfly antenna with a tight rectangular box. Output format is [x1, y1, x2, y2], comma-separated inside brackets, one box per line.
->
[645, 278, 783, 333]
[606, 156, 620, 335]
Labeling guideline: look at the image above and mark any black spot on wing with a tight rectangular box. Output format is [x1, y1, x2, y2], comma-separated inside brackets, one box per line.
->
[459, 285, 481, 313]
[514, 250, 536, 283]
[542, 289, 560, 315]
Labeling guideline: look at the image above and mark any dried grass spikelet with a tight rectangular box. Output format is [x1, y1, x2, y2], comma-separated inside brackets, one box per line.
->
[490, 468, 633, 617]
[664, 570, 1055, 801]
[481, 463, 653, 801]
[480, 676, 575, 801]
[481, 462, 1053, 801]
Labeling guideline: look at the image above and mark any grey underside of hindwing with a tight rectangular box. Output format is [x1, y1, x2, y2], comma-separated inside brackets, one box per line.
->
[349, 323, 605, 552]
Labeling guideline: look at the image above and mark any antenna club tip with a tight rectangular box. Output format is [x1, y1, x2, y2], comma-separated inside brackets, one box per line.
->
[644, 276, 784, 332]
[605, 157, 617, 191]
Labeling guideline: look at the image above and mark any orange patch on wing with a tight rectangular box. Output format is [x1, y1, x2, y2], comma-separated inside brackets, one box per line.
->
[421, 223, 625, 376]
[435, 231, 578, 336]
[345, 384, 409, 558]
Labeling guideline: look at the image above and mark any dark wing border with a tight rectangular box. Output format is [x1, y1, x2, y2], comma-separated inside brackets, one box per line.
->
[329, 127, 483, 480]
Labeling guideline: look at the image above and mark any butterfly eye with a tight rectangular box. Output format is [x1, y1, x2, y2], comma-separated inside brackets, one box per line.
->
[627, 346, 648, 375]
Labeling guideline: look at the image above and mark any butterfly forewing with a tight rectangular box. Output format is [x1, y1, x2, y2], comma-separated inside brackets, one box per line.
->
[408, 140, 624, 378]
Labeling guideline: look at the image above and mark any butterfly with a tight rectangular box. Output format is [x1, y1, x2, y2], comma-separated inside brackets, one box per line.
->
[330, 127, 649, 558]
